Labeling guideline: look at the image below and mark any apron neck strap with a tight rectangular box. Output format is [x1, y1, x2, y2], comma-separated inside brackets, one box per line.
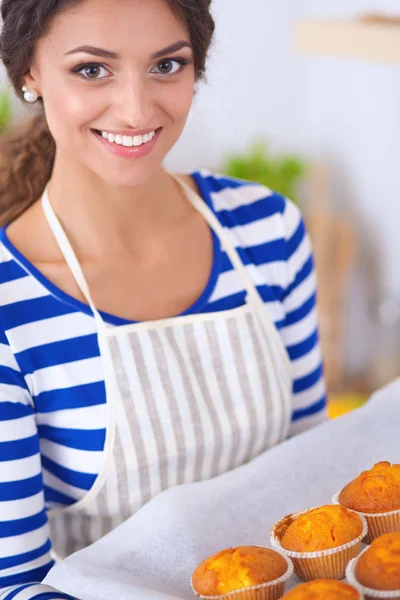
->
[41, 185, 106, 331]
[171, 174, 262, 306]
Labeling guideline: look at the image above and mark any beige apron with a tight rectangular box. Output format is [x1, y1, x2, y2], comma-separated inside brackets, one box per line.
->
[42, 175, 293, 558]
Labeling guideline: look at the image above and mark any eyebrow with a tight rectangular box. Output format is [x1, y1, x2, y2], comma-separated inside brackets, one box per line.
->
[65, 41, 193, 60]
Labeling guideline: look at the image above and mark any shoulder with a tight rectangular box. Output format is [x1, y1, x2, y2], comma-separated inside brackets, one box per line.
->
[190, 170, 306, 242]
[0, 226, 25, 284]
[0, 226, 45, 334]
[2, 199, 53, 263]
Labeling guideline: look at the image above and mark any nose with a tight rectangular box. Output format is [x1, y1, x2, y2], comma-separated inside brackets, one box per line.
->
[112, 74, 153, 128]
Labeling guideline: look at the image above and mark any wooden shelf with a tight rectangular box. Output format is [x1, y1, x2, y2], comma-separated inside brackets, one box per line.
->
[294, 19, 400, 64]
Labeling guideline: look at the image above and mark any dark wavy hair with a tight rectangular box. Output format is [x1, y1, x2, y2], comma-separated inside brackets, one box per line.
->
[0, 0, 215, 225]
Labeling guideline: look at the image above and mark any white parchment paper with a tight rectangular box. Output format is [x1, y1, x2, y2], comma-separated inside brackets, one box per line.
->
[44, 378, 400, 599]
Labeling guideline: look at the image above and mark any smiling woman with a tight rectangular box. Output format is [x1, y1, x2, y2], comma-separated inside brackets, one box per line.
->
[0, 1, 326, 599]
[0, 0, 205, 203]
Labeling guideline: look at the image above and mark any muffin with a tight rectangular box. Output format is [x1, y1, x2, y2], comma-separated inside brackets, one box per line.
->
[191, 546, 293, 600]
[281, 505, 363, 552]
[358, 532, 400, 589]
[336, 462, 400, 542]
[280, 579, 362, 599]
[271, 505, 367, 581]
[339, 462, 400, 513]
[346, 532, 400, 599]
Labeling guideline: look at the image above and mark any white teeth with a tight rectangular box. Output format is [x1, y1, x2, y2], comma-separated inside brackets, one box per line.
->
[100, 130, 156, 147]
[122, 135, 133, 147]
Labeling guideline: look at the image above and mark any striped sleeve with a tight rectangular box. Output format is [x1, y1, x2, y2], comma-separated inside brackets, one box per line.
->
[0, 329, 74, 600]
[280, 200, 328, 436]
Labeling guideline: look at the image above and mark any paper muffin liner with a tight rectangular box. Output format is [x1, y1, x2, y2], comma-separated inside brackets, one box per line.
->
[346, 548, 400, 600]
[333, 491, 400, 544]
[191, 549, 293, 600]
[270, 507, 368, 582]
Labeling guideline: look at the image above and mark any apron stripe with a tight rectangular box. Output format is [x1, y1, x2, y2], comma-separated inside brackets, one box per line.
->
[102, 338, 137, 518]
[85, 496, 104, 547]
[180, 322, 220, 480]
[189, 320, 234, 477]
[164, 328, 205, 483]
[106, 339, 134, 518]
[144, 328, 184, 490]
[153, 328, 198, 485]
[104, 457, 123, 518]
[79, 516, 94, 553]
[110, 335, 153, 508]
[148, 329, 187, 487]
[49, 512, 67, 560]
[246, 313, 276, 450]
[256, 316, 292, 444]
[184, 323, 224, 479]
[71, 513, 84, 554]
[239, 313, 270, 459]
[129, 331, 171, 494]
[63, 514, 74, 556]
[226, 316, 260, 465]
[204, 320, 242, 473]
[113, 427, 132, 519]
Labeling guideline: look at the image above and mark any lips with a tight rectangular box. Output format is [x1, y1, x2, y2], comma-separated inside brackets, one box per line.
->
[92, 127, 162, 158]
[94, 128, 159, 148]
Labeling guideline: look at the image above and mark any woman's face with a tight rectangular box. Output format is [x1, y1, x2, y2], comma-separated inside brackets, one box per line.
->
[27, 0, 196, 187]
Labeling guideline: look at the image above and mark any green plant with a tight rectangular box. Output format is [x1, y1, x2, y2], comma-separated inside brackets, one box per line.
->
[222, 142, 306, 205]
[0, 88, 12, 133]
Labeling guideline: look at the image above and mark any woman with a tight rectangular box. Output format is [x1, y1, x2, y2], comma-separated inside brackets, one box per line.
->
[0, 0, 327, 598]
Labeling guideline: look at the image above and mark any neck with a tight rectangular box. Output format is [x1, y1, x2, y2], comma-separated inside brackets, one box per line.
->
[47, 154, 191, 260]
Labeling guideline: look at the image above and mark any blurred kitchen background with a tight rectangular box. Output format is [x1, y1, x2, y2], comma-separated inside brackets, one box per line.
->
[1, 0, 400, 417]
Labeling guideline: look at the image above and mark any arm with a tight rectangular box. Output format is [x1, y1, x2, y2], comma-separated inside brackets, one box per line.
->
[0, 329, 75, 600]
[280, 200, 328, 436]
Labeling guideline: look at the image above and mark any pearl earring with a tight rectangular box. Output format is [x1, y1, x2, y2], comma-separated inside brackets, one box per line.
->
[22, 86, 38, 103]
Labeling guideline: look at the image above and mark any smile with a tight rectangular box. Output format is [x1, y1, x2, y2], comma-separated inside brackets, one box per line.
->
[92, 127, 162, 159]
[96, 129, 157, 147]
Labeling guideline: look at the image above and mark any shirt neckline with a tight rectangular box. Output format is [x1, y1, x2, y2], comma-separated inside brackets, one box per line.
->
[0, 171, 222, 326]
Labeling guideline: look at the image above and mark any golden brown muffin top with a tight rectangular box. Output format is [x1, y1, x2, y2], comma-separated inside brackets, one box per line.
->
[192, 546, 288, 596]
[281, 579, 360, 599]
[280, 505, 363, 552]
[339, 461, 400, 513]
[355, 532, 400, 591]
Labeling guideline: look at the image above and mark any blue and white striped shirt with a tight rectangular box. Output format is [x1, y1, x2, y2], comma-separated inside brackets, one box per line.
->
[0, 171, 327, 599]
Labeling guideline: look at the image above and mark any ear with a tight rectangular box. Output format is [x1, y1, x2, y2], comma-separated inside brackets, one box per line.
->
[22, 65, 42, 96]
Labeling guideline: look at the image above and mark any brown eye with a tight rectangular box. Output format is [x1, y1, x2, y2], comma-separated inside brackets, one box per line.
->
[152, 59, 184, 76]
[74, 64, 110, 80]
[158, 60, 174, 73]
[84, 66, 101, 78]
